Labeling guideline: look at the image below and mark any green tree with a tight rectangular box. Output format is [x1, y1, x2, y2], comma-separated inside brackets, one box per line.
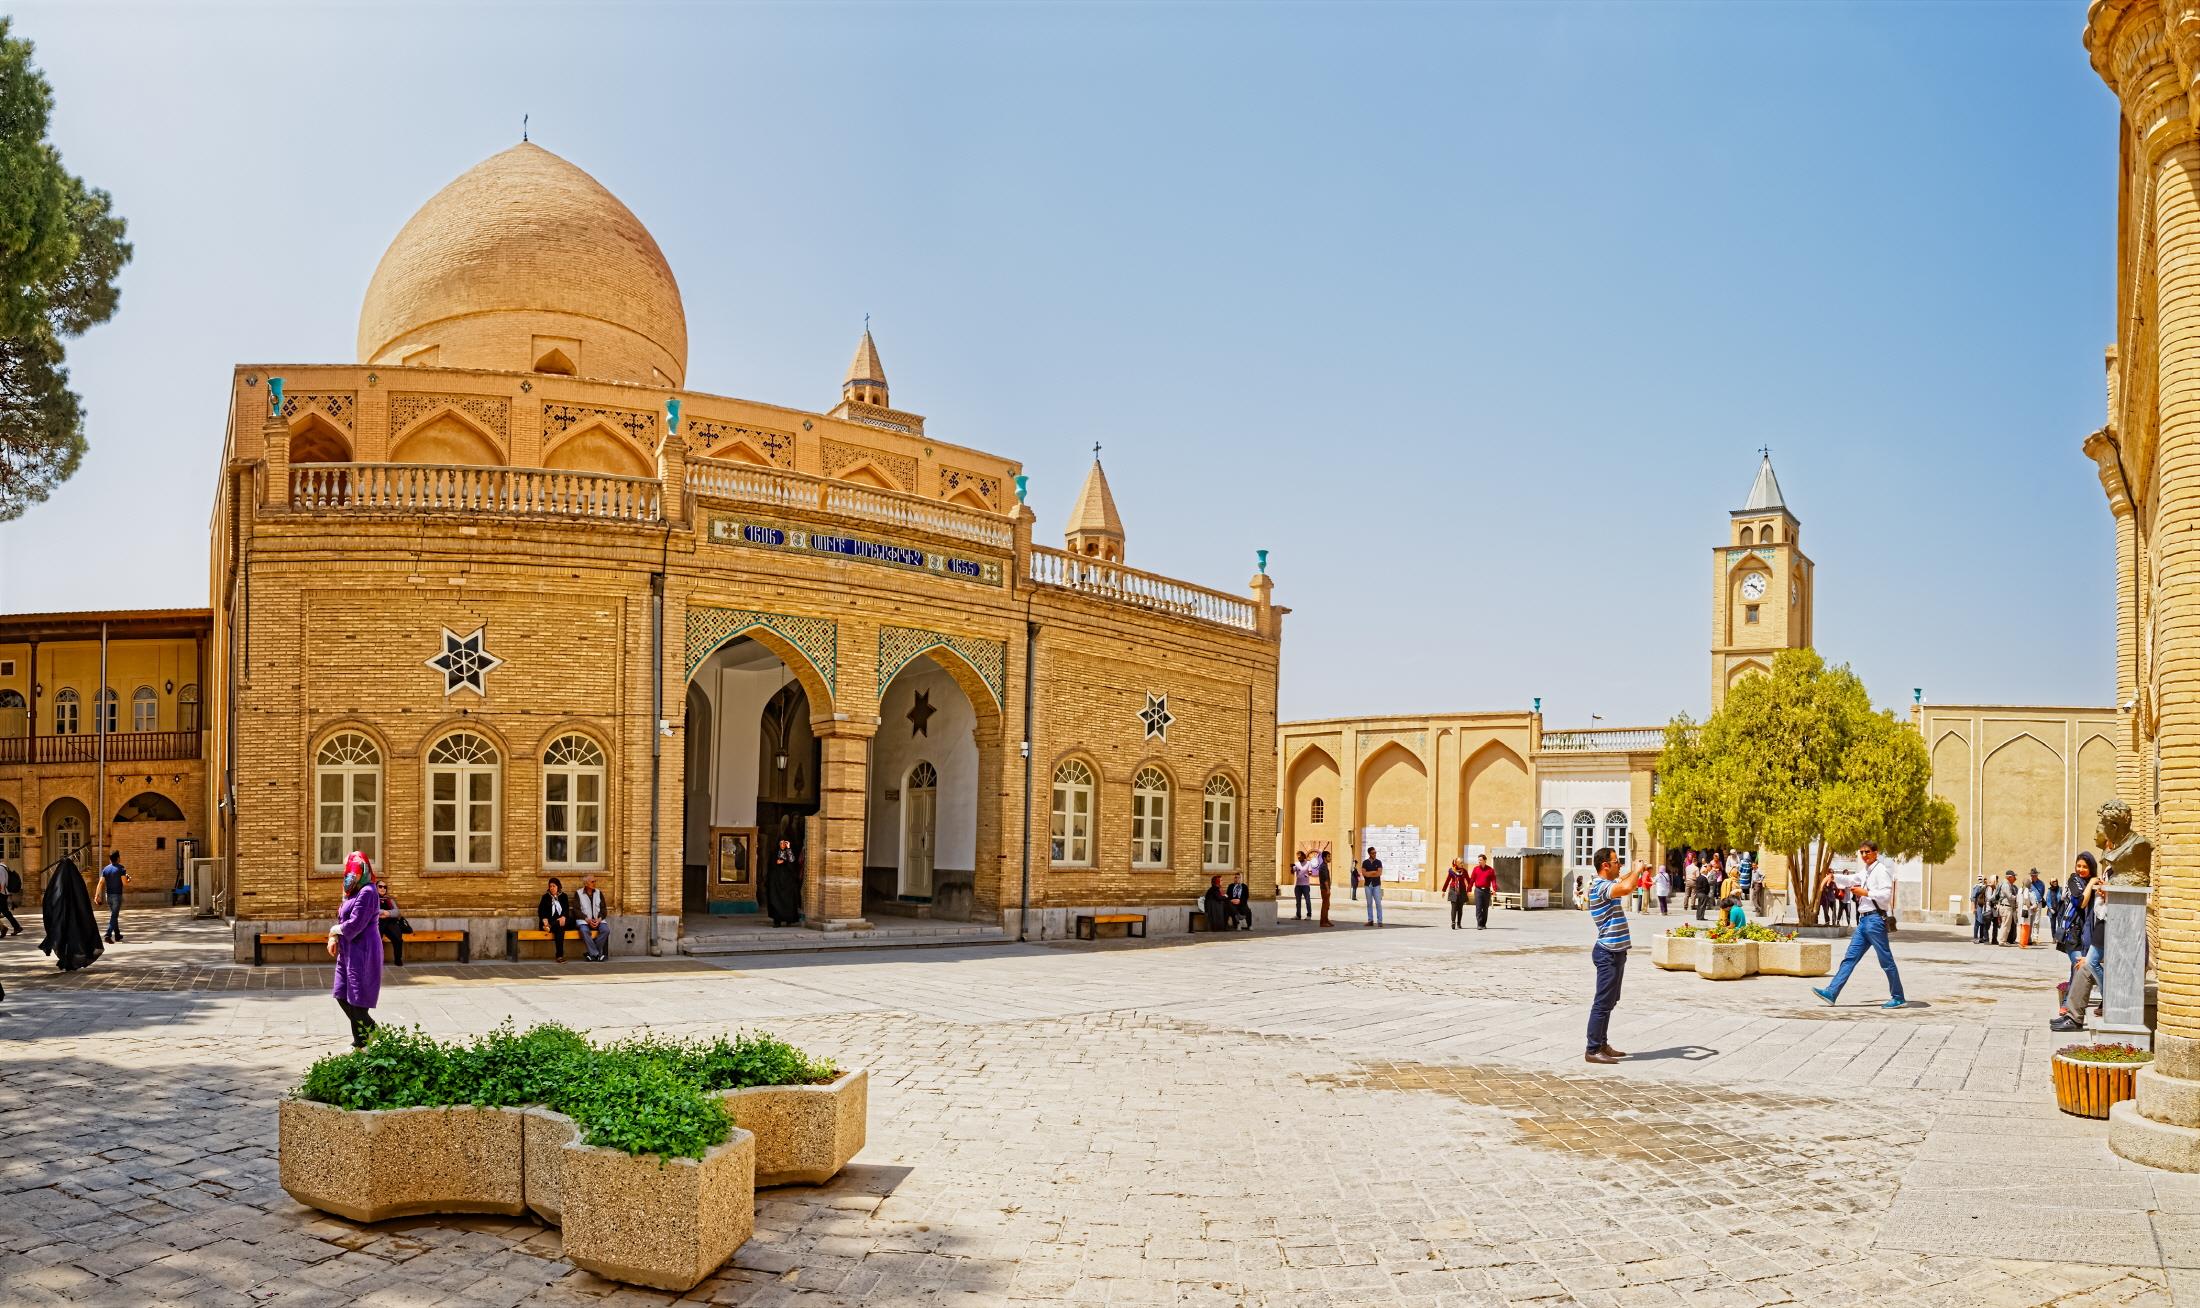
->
[1648, 649, 1955, 924]
[0, 17, 131, 521]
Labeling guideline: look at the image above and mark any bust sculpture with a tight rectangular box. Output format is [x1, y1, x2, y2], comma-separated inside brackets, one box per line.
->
[2097, 799, 2153, 888]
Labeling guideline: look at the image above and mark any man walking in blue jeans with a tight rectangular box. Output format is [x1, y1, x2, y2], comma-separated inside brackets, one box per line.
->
[1584, 846, 1646, 1065]
[1813, 841, 1906, 1009]
[98, 851, 129, 944]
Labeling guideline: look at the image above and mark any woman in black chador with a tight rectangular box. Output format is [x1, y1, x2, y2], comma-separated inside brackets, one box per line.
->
[39, 858, 103, 972]
[765, 839, 804, 927]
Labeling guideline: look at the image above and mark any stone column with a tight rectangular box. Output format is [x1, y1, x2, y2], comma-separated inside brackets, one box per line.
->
[806, 722, 875, 931]
[2093, 0, 2200, 1167]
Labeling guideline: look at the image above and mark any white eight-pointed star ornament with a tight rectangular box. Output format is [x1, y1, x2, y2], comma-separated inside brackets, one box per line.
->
[426, 626, 504, 697]
[1139, 692, 1174, 742]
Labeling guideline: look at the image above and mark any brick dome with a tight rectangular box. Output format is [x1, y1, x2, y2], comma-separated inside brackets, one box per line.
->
[357, 143, 687, 386]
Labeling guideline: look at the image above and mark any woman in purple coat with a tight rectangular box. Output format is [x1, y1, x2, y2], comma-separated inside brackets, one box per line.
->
[327, 855, 384, 1048]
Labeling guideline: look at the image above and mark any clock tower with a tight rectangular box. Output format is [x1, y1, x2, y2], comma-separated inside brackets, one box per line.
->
[1712, 452, 1813, 709]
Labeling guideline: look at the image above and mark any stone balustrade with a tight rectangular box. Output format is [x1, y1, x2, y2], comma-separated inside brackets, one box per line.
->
[1027, 546, 1258, 632]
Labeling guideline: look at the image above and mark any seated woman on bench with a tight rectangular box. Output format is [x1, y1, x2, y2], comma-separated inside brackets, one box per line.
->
[1202, 876, 1232, 932]
[537, 877, 570, 963]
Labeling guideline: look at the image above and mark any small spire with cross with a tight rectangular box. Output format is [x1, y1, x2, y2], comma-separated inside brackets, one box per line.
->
[1093, 441, 1102, 461]
[523, 113, 529, 143]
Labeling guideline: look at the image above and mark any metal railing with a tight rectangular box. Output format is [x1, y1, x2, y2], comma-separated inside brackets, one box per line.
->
[0, 729, 204, 765]
[288, 463, 663, 523]
[1027, 546, 1258, 632]
[687, 459, 1014, 550]
[1540, 727, 1668, 753]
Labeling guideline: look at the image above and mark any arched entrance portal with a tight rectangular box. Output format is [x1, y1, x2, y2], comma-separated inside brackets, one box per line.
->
[867, 653, 983, 920]
[681, 636, 823, 916]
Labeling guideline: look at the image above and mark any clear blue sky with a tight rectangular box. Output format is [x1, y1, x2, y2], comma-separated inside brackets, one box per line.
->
[0, 1, 2117, 725]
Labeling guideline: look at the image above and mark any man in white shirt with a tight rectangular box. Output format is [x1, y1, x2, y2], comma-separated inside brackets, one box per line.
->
[1290, 853, 1313, 921]
[1812, 841, 1906, 1010]
[574, 875, 610, 963]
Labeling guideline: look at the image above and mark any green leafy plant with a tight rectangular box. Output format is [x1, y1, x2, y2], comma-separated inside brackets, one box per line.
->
[1738, 924, 1792, 942]
[1667, 925, 1702, 938]
[2057, 1043, 2153, 1065]
[293, 1023, 836, 1158]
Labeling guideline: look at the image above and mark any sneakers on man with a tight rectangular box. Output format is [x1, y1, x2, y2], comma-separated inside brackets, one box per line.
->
[1881, 999, 1906, 1010]
[2050, 1014, 2084, 1031]
[1811, 987, 1836, 1006]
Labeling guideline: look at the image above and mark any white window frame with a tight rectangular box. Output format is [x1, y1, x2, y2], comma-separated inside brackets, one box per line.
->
[0, 801, 19, 863]
[1201, 774, 1237, 871]
[427, 731, 500, 871]
[542, 733, 607, 871]
[94, 687, 116, 735]
[178, 684, 201, 732]
[1131, 767, 1171, 869]
[315, 732, 382, 872]
[1571, 810, 1597, 870]
[1604, 810, 1629, 866]
[1050, 759, 1095, 867]
[53, 812, 87, 867]
[1541, 809, 1563, 851]
[53, 688, 78, 736]
[131, 686, 157, 733]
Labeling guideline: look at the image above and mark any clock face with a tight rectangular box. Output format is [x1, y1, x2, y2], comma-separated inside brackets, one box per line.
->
[1740, 574, 1767, 601]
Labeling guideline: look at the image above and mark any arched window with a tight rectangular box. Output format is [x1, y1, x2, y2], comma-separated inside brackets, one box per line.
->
[53, 811, 86, 867]
[131, 686, 157, 733]
[1309, 796, 1325, 824]
[0, 799, 19, 862]
[94, 687, 117, 735]
[178, 684, 200, 733]
[542, 733, 606, 870]
[53, 688, 78, 735]
[427, 732, 500, 870]
[1202, 775, 1237, 871]
[1132, 767, 1171, 868]
[1050, 759, 1095, 866]
[1541, 809, 1563, 851]
[316, 732, 382, 871]
[1604, 810, 1629, 865]
[1571, 810, 1597, 870]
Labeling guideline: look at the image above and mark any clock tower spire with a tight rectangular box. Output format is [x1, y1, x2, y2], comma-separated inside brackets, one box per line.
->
[1712, 451, 1813, 709]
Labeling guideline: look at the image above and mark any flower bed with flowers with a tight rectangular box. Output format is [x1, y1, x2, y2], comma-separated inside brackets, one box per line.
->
[1652, 924, 1830, 978]
[2055, 1042, 2151, 1119]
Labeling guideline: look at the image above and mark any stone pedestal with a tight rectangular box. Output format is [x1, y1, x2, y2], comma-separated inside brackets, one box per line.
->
[2111, 1032, 2200, 1171]
[2096, 884, 2153, 1050]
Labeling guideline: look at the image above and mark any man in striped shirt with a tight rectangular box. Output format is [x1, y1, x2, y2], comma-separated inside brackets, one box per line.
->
[1584, 846, 1648, 1065]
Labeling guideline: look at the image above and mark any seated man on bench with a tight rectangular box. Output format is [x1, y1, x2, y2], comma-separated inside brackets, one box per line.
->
[573, 874, 609, 963]
[1226, 874, 1252, 930]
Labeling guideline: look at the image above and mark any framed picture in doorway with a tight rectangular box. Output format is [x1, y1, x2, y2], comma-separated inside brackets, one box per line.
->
[712, 827, 757, 887]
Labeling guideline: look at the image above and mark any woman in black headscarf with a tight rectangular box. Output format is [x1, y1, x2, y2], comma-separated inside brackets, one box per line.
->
[39, 858, 103, 972]
[764, 839, 803, 927]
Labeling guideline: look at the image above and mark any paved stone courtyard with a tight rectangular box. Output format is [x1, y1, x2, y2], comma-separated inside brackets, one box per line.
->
[3, 900, 2197, 1306]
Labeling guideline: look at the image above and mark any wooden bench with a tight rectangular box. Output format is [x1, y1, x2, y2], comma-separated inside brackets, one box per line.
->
[252, 932, 327, 966]
[505, 927, 595, 960]
[391, 930, 469, 964]
[1074, 912, 1146, 941]
[253, 929, 471, 965]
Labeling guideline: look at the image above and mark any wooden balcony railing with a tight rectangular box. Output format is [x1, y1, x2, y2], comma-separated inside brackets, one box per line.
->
[288, 463, 663, 522]
[687, 460, 1014, 550]
[1027, 546, 1258, 632]
[0, 730, 204, 766]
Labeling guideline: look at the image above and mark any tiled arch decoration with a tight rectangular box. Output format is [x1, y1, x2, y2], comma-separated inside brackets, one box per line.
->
[877, 625, 1006, 710]
[684, 607, 839, 698]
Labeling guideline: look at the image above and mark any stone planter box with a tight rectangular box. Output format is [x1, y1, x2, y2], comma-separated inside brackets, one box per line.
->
[720, 1069, 867, 1186]
[1694, 940, 1758, 981]
[559, 1128, 756, 1292]
[522, 1106, 577, 1224]
[1652, 934, 1700, 971]
[2056, 1053, 2145, 1120]
[1756, 939, 1833, 977]
[278, 1098, 526, 1222]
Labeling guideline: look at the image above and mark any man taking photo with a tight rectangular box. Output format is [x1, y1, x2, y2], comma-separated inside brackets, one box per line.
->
[1583, 846, 1646, 1065]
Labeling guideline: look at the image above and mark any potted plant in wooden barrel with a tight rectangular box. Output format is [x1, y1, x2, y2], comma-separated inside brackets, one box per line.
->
[2053, 1042, 2151, 1119]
